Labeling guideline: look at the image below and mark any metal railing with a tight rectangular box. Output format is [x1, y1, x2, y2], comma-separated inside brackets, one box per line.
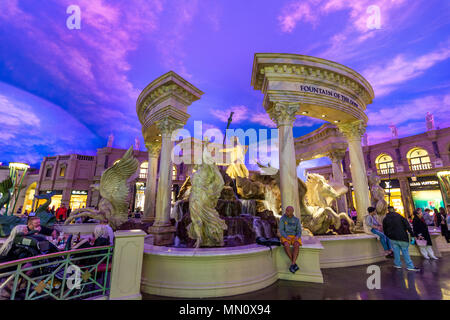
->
[409, 162, 433, 171]
[0, 245, 113, 300]
[377, 168, 395, 175]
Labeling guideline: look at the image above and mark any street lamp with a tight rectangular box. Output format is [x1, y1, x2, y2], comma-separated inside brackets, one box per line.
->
[7, 162, 30, 215]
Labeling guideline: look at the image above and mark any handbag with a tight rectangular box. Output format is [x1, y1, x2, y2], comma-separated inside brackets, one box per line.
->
[416, 239, 427, 247]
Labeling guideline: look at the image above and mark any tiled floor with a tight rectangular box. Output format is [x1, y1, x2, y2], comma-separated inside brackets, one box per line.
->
[142, 253, 450, 300]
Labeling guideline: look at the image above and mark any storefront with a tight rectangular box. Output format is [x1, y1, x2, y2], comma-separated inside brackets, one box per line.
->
[408, 176, 445, 211]
[69, 190, 88, 210]
[380, 179, 405, 216]
[36, 190, 62, 211]
[134, 182, 145, 212]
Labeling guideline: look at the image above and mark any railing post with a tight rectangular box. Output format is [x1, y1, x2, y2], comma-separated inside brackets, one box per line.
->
[109, 230, 146, 300]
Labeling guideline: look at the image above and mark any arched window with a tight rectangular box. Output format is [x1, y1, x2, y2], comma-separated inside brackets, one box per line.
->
[407, 148, 432, 171]
[375, 154, 395, 175]
[172, 165, 177, 180]
[140, 161, 148, 179]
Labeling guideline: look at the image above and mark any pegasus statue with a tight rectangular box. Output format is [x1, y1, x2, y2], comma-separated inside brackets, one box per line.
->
[187, 141, 227, 248]
[302, 173, 354, 235]
[65, 146, 139, 230]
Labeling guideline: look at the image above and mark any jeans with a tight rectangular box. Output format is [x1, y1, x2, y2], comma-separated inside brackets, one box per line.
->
[390, 239, 415, 269]
[371, 228, 392, 251]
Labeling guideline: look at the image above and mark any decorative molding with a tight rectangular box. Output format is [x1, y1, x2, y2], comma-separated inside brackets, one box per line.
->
[155, 117, 184, 136]
[267, 102, 299, 127]
[337, 120, 367, 141]
[145, 141, 162, 158]
[327, 149, 347, 162]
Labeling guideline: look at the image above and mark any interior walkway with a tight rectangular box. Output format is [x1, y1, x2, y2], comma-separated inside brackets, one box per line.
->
[142, 253, 450, 300]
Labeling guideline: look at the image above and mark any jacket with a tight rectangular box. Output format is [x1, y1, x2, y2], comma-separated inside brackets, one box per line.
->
[279, 215, 302, 238]
[382, 212, 414, 242]
[412, 216, 432, 246]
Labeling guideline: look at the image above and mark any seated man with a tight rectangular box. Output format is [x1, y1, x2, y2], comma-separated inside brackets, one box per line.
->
[279, 206, 302, 274]
[365, 207, 393, 257]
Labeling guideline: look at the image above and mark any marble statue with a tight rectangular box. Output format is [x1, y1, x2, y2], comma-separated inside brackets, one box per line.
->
[107, 133, 114, 148]
[187, 141, 227, 248]
[389, 125, 398, 138]
[426, 112, 435, 131]
[301, 173, 355, 235]
[368, 172, 388, 219]
[363, 133, 368, 147]
[65, 146, 139, 230]
[134, 137, 140, 151]
[222, 136, 249, 179]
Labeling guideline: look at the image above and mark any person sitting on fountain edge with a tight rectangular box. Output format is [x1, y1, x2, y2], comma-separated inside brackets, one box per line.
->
[279, 206, 302, 274]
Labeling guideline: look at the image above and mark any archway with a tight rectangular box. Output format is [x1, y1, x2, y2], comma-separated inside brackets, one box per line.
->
[375, 153, 395, 175]
[407, 147, 432, 171]
[251, 53, 374, 228]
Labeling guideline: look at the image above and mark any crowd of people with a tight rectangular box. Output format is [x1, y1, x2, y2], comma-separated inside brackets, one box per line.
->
[365, 204, 450, 271]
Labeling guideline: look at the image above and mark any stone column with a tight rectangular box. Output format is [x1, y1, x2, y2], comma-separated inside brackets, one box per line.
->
[268, 103, 301, 218]
[338, 120, 370, 228]
[142, 141, 161, 222]
[148, 117, 183, 245]
[328, 150, 348, 214]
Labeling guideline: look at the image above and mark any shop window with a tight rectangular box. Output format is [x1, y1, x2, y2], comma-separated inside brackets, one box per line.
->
[375, 154, 395, 175]
[407, 148, 432, 171]
[140, 161, 148, 179]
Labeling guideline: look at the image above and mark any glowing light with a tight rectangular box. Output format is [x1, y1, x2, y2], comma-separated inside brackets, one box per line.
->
[9, 162, 30, 170]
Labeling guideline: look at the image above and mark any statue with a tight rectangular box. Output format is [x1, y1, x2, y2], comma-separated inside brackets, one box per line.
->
[222, 136, 249, 179]
[134, 137, 140, 151]
[389, 125, 398, 138]
[363, 133, 368, 147]
[107, 133, 114, 148]
[65, 146, 139, 229]
[368, 172, 388, 220]
[187, 141, 227, 247]
[426, 112, 435, 131]
[0, 177, 13, 211]
[301, 173, 355, 235]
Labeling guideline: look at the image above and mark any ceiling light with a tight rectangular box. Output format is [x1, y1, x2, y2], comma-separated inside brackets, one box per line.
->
[334, 120, 340, 123]
[301, 111, 308, 115]
[321, 114, 326, 118]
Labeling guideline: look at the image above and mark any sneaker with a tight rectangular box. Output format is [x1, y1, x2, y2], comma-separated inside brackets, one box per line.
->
[394, 265, 402, 269]
[407, 267, 420, 272]
[289, 265, 296, 274]
[431, 256, 439, 260]
[293, 264, 299, 272]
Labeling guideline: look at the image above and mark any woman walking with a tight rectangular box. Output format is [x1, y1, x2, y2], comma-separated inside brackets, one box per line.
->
[412, 209, 438, 260]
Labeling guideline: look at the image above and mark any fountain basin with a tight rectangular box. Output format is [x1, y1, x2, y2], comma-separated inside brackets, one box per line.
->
[141, 240, 324, 298]
[317, 234, 386, 268]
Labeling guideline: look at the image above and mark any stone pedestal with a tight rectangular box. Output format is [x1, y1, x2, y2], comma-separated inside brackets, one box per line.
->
[109, 230, 146, 300]
[147, 225, 177, 246]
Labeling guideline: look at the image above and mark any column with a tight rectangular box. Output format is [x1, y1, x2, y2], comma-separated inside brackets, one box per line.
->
[338, 120, 370, 228]
[328, 150, 348, 214]
[148, 117, 183, 246]
[268, 102, 301, 218]
[142, 141, 161, 222]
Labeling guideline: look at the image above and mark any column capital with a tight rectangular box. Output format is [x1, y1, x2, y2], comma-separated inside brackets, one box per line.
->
[268, 102, 299, 127]
[327, 149, 347, 162]
[337, 120, 367, 141]
[145, 141, 162, 158]
[155, 117, 184, 137]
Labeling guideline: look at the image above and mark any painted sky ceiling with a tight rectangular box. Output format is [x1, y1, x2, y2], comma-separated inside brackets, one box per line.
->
[0, 0, 449, 177]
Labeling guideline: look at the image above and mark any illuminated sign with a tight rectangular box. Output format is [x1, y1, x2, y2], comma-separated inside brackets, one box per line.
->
[71, 190, 88, 195]
[408, 176, 441, 191]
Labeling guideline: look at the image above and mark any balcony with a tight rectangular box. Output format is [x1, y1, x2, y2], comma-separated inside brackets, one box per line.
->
[377, 168, 395, 175]
[409, 162, 433, 171]
[139, 172, 147, 179]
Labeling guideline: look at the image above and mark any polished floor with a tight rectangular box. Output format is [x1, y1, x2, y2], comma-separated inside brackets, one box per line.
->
[142, 253, 450, 300]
